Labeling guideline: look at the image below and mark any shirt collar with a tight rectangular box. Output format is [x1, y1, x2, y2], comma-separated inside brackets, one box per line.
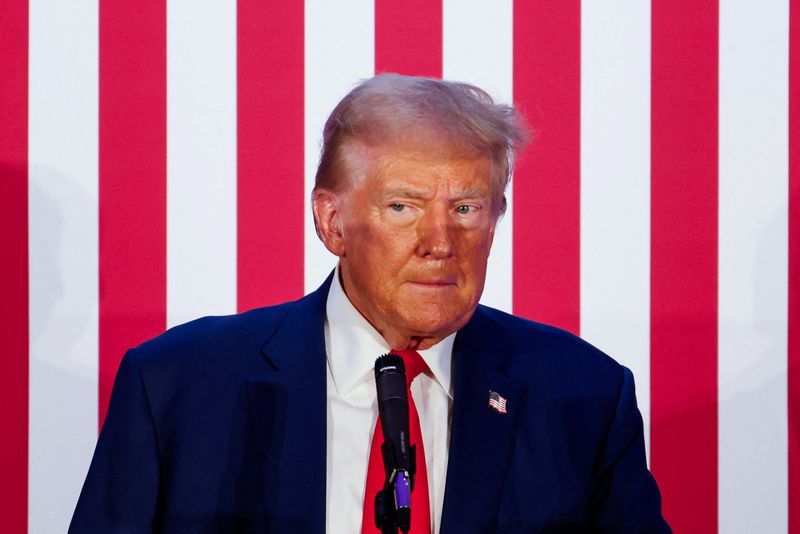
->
[325, 265, 455, 398]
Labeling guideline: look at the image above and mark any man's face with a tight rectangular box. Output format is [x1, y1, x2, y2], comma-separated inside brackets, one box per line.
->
[315, 140, 498, 349]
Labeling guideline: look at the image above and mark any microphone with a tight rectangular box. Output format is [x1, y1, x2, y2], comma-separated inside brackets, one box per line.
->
[374, 353, 415, 533]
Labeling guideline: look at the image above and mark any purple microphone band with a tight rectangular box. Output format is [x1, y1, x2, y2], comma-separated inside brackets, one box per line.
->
[394, 471, 412, 509]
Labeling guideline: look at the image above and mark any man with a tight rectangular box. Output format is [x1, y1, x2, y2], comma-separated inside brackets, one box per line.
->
[71, 74, 669, 533]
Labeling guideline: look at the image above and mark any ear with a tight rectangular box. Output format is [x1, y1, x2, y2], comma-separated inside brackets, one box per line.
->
[312, 188, 346, 257]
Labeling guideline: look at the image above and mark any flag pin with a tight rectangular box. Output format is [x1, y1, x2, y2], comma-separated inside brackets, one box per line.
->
[488, 389, 507, 414]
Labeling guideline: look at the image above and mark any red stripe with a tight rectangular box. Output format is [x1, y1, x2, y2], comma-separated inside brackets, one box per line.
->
[99, 0, 167, 427]
[789, 0, 800, 530]
[512, 0, 581, 334]
[650, 1, 718, 532]
[375, 0, 442, 77]
[0, 1, 28, 530]
[237, 0, 305, 312]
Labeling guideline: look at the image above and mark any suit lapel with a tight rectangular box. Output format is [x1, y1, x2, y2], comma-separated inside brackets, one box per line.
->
[439, 308, 525, 533]
[245, 277, 331, 533]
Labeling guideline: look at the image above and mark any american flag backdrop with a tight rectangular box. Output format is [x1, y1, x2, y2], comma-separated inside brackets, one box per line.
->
[1, 0, 798, 532]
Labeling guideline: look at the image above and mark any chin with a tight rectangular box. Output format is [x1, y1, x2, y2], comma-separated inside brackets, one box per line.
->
[400, 307, 473, 339]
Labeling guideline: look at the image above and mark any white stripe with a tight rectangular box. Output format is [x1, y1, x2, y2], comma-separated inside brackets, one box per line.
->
[579, 0, 652, 458]
[28, 1, 99, 531]
[443, 0, 514, 313]
[718, 0, 789, 530]
[304, 0, 375, 292]
[304, 2, 375, 530]
[166, 0, 237, 327]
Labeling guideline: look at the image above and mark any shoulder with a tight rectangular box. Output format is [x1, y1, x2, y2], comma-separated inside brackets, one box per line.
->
[111, 294, 322, 424]
[124, 296, 309, 386]
[463, 305, 626, 397]
[131, 274, 333, 369]
[141, 301, 293, 354]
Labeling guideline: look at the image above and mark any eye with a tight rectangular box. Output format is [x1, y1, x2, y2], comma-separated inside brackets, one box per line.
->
[455, 205, 473, 214]
[390, 203, 406, 212]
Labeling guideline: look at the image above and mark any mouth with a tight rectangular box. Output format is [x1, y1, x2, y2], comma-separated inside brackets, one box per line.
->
[407, 277, 457, 287]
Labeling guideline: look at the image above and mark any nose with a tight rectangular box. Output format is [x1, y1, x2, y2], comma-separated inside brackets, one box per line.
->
[415, 206, 455, 259]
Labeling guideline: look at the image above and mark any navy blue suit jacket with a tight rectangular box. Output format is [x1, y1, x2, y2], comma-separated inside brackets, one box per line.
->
[71, 276, 669, 533]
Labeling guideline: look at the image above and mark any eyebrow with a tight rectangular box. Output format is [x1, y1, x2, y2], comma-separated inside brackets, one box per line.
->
[381, 187, 429, 200]
[451, 187, 492, 201]
[380, 187, 492, 201]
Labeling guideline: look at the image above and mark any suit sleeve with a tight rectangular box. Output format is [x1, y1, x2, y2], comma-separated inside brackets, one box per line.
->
[69, 349, 161, 533]
[589, 366, 671, 533]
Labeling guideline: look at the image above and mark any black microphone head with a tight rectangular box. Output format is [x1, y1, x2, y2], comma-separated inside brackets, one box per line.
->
[372, 353, 415, 529]
[374, 353, 405, 380]
[374, 353, 411, 474]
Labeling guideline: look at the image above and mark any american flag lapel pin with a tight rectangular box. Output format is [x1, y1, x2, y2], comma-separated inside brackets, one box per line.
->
[488, 389, 508, 414]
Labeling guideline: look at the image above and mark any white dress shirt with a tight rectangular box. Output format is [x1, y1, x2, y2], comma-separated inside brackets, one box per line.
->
[324, 266, 455, 533]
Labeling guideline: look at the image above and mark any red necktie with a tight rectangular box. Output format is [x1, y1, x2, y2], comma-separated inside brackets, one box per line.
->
[362, 350, 432, 533]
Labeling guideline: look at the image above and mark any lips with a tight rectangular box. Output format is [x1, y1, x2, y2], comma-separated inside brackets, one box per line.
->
[407, 277, 457, 286]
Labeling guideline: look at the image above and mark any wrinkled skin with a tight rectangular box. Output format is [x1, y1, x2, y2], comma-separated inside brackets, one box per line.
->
[313, 140, 498, 350]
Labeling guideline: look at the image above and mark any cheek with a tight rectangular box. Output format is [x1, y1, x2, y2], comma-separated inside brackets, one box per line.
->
[458, 232, 493, 264]
[454, 241, 492, 298]
[347, 225, 411, 286]
[360, 221, 417, 260]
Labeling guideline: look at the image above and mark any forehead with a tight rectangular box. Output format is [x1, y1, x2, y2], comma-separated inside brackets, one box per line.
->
[342, 139, 494, 194]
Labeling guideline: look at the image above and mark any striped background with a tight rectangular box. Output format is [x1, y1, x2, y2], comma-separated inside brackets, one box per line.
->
[1, 0, 797, 532]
